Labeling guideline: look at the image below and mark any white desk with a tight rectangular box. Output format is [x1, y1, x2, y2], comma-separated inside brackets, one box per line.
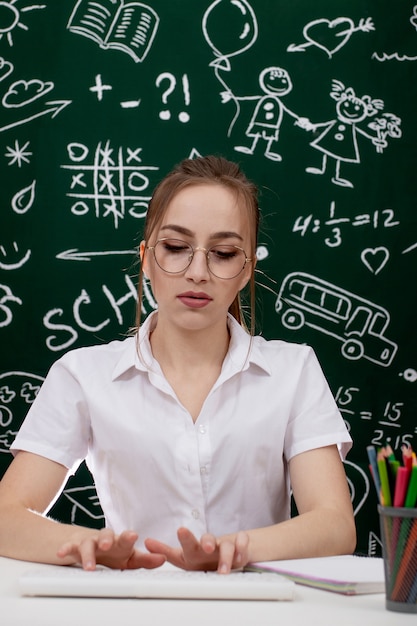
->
[1, 556, 415, 626]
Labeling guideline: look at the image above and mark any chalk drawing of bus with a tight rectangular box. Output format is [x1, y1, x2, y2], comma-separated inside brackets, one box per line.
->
[275, 272, 397, 367]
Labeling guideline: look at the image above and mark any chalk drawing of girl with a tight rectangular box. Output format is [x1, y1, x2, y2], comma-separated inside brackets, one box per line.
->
[305, 80, 387, 188]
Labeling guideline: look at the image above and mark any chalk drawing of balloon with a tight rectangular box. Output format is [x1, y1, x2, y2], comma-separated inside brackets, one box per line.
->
[202, 0, 258, 59]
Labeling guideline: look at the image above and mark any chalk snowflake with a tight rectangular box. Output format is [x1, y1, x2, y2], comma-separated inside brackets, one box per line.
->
[5, 139, 32, 167]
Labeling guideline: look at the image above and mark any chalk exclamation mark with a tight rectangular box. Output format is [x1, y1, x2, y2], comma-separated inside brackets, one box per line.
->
[179, 74, 190, 123]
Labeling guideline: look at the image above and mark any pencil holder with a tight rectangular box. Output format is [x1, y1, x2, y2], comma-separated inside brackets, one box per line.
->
[378, 505, 417, 613]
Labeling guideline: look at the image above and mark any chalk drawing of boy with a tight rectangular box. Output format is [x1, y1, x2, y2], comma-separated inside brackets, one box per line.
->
[225, 66, 309, 162]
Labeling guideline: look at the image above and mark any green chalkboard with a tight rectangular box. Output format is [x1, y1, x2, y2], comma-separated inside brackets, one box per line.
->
[1, 0, 416, 556]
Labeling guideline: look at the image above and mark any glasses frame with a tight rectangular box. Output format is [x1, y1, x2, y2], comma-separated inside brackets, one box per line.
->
[147, 237, 252, 280]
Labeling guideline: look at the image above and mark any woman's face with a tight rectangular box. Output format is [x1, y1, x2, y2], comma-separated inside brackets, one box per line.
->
[143, 183, 253, 333]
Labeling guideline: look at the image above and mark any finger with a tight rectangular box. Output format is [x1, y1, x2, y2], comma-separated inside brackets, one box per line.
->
[176, 527, 201, 553]
[144, 537, 184, 568]
[115, 530, 139, 550]
[217, 539, 236, 574]
[56, 538, 94, 567]
[125, 550, 166, 570]
[78, 537, 100, 570]
[57, 530, 110, 565]
[178, 529, 225, 570]
[56, 541, 76, 560]
[233, 531, 250, 567]
[144, 537, 177, 558]
[200, 533, 217, 554]
[96, 528, 117, 552]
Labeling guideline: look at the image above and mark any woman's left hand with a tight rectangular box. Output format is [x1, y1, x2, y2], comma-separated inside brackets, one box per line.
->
[145, 527, 250, 574]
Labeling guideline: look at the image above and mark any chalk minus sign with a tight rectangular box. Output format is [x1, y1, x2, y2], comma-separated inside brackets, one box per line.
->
[120, 99, 142, 109]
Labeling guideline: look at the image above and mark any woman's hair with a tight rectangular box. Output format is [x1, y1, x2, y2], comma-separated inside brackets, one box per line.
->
[136, 155, 260, 334]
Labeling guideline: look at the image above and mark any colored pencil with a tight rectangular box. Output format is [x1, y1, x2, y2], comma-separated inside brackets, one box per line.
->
[404, 465, 417, 508]
[377, 450, 392, 506]
[366, 445, 381, 499]
[393, 467, 411, 508]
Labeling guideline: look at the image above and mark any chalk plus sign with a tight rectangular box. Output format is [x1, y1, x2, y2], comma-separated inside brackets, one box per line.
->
[90, 74, 113, 101]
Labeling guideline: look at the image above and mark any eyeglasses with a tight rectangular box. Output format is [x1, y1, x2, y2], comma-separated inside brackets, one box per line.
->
[147, 238, 252, 280]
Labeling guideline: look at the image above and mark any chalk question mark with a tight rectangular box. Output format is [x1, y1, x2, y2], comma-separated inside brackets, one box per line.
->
[156, 72, 176, 120]
[155, 72, 190, 122]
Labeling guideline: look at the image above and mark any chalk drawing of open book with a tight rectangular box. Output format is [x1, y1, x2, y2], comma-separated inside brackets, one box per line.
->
[67, 0, 160, 63]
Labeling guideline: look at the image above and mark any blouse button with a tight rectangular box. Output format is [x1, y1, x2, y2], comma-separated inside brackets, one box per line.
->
[192, 508, 200, 519]
[198, 424, 206, 434]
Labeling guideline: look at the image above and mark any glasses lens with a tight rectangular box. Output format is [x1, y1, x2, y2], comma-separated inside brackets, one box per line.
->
[154, 239, 193, 273]
[152, 239, 248, 278]
[208, 245, 247, 279]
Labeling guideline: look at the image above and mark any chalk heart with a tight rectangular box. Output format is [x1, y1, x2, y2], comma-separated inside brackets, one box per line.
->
[0, 57, 13, 83]
[361, 247, 389, 275]
[304, 18, 355, 57]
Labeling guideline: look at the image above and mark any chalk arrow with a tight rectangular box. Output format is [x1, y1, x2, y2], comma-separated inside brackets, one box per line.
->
[0, 100, 72, 134]
[287, 43, 309, 52]
[56, 248, 137, 262]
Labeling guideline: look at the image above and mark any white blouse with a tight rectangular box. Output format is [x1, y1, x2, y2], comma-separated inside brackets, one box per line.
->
[12, 312, 352, 548]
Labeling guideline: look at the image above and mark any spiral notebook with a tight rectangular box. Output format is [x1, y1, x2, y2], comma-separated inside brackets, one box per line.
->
[246, 555, 385, 595]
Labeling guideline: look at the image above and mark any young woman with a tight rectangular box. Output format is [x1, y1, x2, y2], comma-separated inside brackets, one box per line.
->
[0, 156, 356, 573]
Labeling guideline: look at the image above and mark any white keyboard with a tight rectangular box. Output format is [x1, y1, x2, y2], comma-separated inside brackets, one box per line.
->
[19, 565, 295, 601]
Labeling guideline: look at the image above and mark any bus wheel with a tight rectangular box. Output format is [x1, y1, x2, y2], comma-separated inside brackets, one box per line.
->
[281, 309, 304, 330]
[341, 339, 364, 360]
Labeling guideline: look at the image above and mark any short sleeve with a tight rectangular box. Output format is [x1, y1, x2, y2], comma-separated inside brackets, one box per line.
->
[284, 347, 352, 461]
[11, 356, 91, 473]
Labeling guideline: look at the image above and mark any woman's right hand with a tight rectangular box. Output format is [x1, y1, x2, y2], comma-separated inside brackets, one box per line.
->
[57, 527, 166, 571]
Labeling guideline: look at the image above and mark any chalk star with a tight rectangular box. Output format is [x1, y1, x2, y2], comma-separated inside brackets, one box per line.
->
[90, 74, 112, 101]
[5, 140, 32, 167]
